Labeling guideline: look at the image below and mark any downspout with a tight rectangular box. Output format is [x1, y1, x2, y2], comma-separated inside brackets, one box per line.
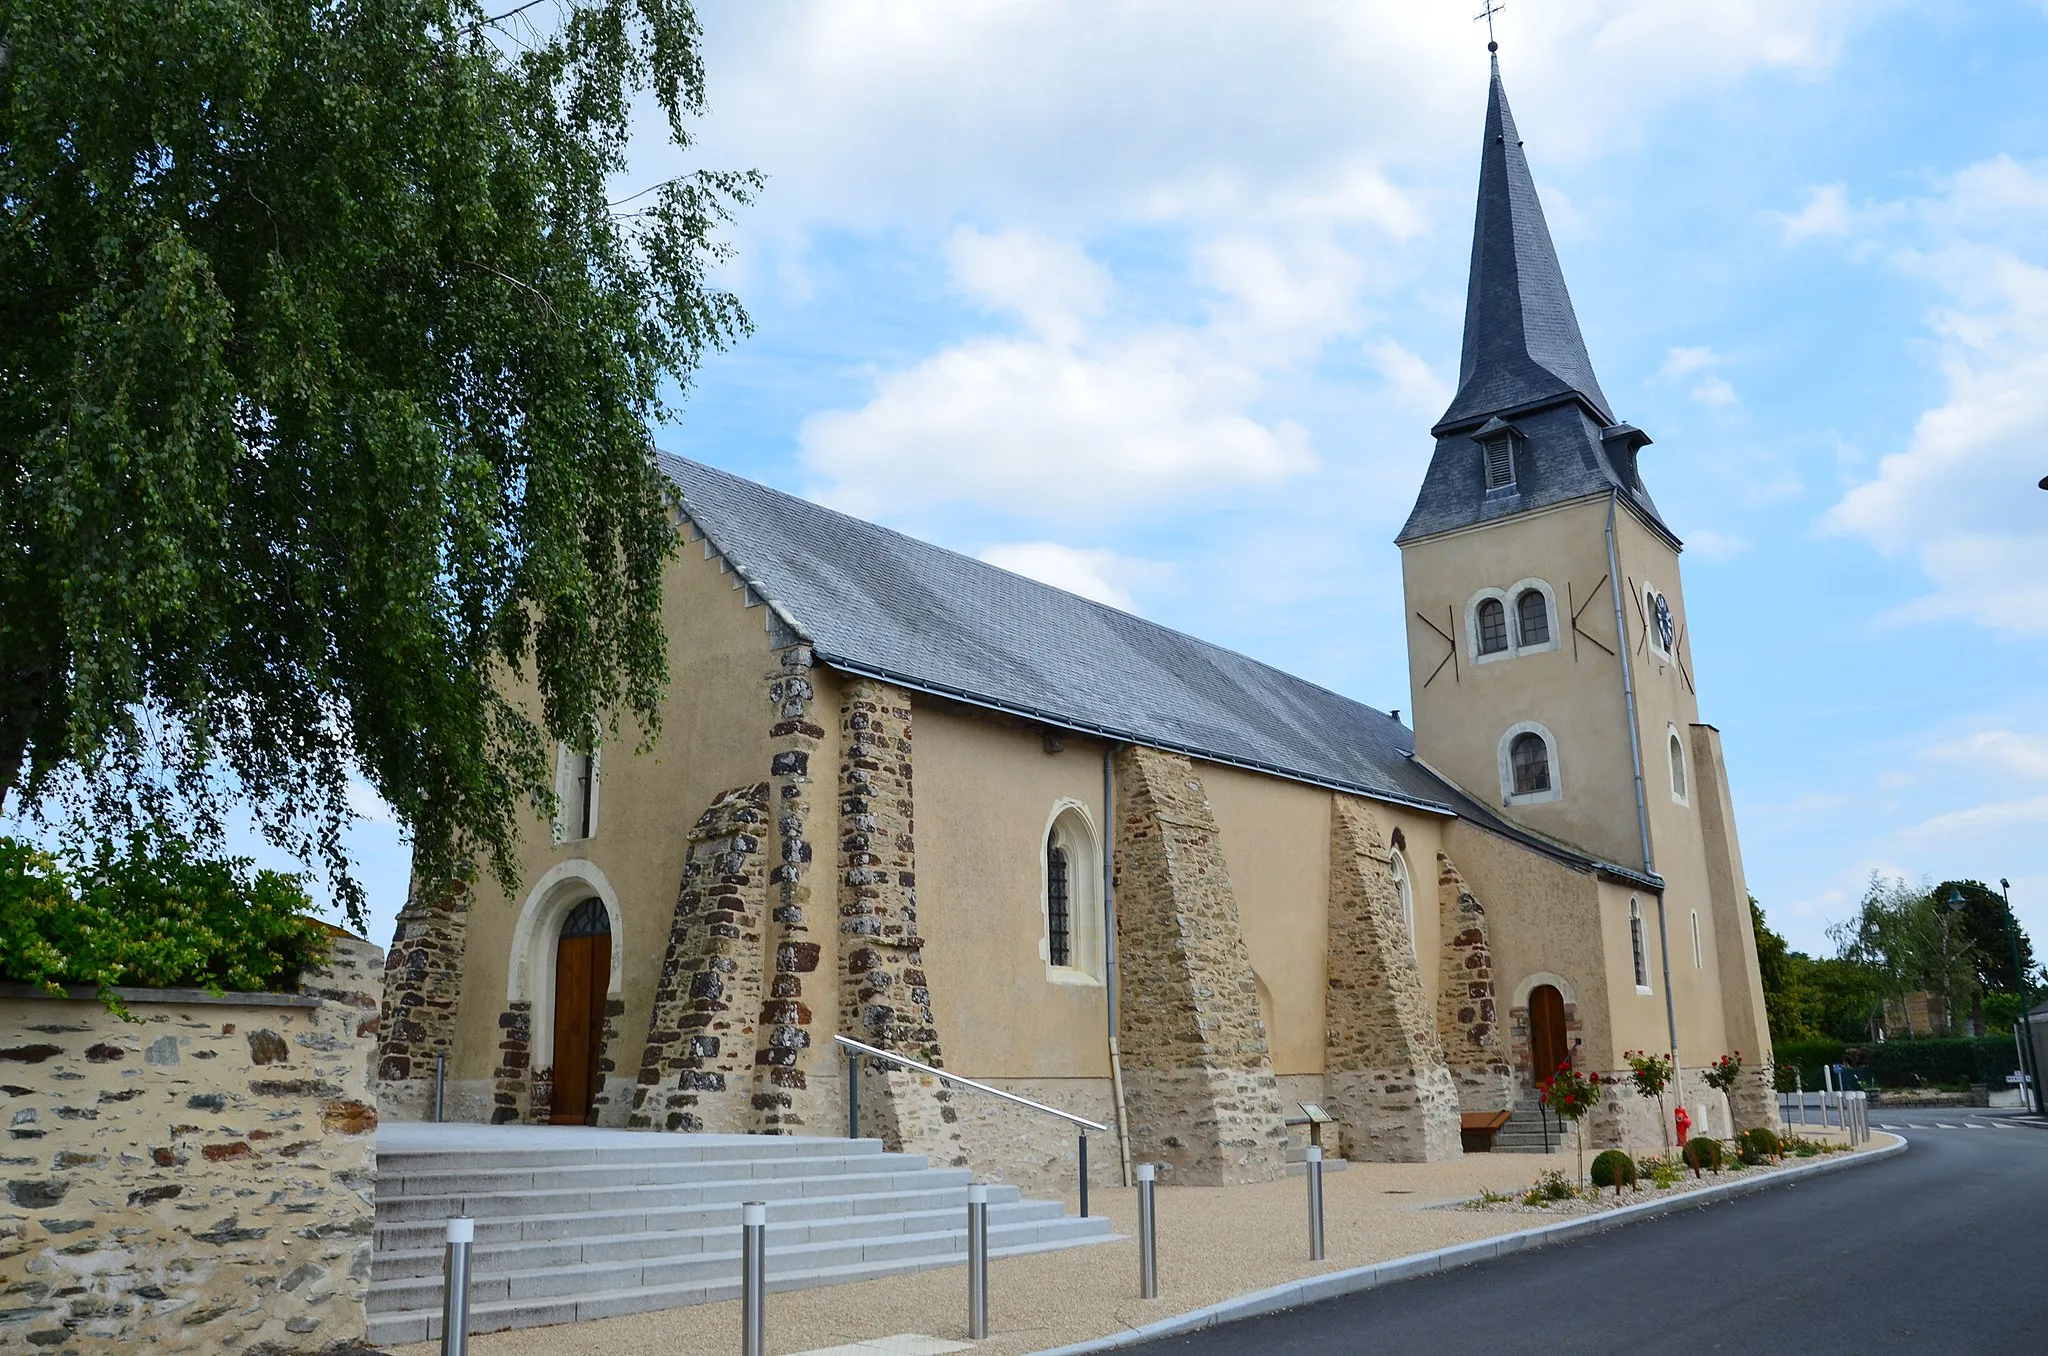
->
[1607, 494, 1683, 1098]
[1103, 745, 1133, 1187]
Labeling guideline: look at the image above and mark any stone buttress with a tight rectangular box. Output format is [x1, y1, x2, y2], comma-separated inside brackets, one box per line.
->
[375, 874, 471, 1118]
[1435, 852, 1516, 1115]
[1323, 796, 1461, 1162]
[835, 678, 963, 1163]
[751, 643, 830, 1134]
[1112, 746, 1288, 1185]
[628, 783, 771, 1131]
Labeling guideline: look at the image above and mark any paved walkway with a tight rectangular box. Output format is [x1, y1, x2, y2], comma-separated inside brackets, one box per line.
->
[1132, 1116, 2045, 1355]
[394, 1135, 1887, 1356]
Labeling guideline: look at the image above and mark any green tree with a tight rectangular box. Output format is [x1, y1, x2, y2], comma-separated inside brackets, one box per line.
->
[1, 0, 755, 922]
[1933, 879, 2037, 995]
[1830, 874, 1979, 1037]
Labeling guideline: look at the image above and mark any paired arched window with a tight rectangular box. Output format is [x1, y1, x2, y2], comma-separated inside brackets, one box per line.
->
[1043, 804, 1104, 982]
[1629, 899, 1650, 990]
[1468, 581, 1557, 662]
[1510, 733, 1550, 795]
[1517, 589, 1551, 647]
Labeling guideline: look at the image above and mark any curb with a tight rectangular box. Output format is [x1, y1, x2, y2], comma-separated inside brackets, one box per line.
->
[1029, 1135, 1909, 1355]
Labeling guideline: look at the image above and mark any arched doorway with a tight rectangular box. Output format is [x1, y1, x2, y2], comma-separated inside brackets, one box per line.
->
[550, 898, 612, 1125]
[1529, 984, 1568, 1084]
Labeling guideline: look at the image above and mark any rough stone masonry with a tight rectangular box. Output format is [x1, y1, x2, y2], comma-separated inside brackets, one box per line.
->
[0, 934, 382, 1355]
[1111, 746, 1289, 1185]
[1323, 797, 1462, 1163]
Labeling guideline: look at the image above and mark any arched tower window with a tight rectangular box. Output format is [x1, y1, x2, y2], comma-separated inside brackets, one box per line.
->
[1389, 848, 1416, 960]
[1668, 729, 1688, 803]
[1043, 804, 1105, 982]
[554, 743, 602, 842]
[1510, 733, 1550, 795]
[1476, 597, 1509, 654]
[1629, 898, 1650, 991]
[1516, 589, 1551, 647]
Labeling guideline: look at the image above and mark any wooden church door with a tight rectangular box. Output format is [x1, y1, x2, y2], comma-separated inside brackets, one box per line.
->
[1529, 984, 1567, 1084]
[550, 898, 612, 1125]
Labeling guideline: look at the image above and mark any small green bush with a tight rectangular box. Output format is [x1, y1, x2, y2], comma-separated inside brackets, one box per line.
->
[1741, 1127, 1781, 1161]
[1589, 1149, 1637, 1194]
[1639, 1155, 1682, 1189]
[1522, 1168, 1575, 1206]
[0, 830, 327, 1014]
[1682, 1137, 1723, 1175]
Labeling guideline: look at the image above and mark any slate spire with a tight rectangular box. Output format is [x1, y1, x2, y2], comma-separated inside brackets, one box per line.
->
[1435, 58, 1614, 433]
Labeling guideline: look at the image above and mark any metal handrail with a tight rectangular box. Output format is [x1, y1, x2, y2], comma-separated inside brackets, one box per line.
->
[833, 1033, 1106, 1217]
[832, 1034, 1107, 1131]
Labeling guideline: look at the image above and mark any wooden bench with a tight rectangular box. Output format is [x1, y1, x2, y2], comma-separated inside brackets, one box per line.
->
[1460, 1110, 1512, 1153]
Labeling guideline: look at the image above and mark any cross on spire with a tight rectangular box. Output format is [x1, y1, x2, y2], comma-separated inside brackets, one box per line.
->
[1475, 0, 1504, 50]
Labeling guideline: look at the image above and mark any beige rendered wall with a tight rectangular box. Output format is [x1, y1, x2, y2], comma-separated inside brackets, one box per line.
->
[1401, 496, 1642, 868]
[438, 531, 791, 1113]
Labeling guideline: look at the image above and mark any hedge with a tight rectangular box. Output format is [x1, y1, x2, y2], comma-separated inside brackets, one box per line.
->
[1776, 1035, 2025, 1091]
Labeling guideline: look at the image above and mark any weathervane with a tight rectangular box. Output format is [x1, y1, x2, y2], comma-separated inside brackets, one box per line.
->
[1475, 0, 1504, 51]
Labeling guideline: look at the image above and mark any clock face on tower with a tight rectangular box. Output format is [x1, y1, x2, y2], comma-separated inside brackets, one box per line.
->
[1653, 593, 1676, 653]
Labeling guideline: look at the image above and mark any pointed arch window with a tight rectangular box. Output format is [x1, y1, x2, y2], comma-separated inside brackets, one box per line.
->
[1477, 598, 1509, 654]
[1389, 849, 1417, 961]
[1046, 841, 1072, 968]
[1668, 729, 1688, 803]
[1042, 803, 1104, 983]
[1629, 898, 1651, 991]
[1516, 589, 1551, 647]
[554, 743, 602, 842]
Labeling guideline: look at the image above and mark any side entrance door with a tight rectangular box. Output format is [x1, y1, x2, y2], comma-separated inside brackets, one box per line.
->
[550, 898, 612, 1125]
[1529, 984, 1568, 1085]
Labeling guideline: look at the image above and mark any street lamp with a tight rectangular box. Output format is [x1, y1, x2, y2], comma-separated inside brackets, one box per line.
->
[1947, 884, 2045, 1118]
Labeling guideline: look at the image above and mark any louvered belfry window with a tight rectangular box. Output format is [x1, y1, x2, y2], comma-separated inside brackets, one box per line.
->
[1483, 438, 1516, 490]
[1477, 598, 1509, 654]
[1046, 844, 1072, 967]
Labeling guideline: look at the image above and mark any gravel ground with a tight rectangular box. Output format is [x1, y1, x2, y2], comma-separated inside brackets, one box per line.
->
[1449, 1144, 1853, 1217]
[397, 1132, 1878, 1356]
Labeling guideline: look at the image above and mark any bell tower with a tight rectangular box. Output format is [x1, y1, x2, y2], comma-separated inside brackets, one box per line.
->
[1396, 56, 1695, 875]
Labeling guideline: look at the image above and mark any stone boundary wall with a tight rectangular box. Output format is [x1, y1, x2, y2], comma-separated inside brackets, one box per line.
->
[1433, 853, 1515, 1115]
[0, 935, 382, 1354]
[1322, 797, 1460, 1163]
[374, 878, 470, 1123]
[1111, 747, 1287, 1185]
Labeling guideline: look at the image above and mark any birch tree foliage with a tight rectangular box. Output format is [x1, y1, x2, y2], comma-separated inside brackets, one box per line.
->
[0, 0, 755, 924]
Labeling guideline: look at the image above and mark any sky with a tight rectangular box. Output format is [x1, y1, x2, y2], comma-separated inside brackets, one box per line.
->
[71, 2, 2048, 965]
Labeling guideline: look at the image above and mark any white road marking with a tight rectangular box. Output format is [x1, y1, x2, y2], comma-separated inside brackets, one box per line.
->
[1936, 1122, 1961, 1129]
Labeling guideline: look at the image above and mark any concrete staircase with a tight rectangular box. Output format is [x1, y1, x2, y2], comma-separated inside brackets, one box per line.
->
[369, 1124, 1115, 1346]
[1491, 1094, 1565, 1155]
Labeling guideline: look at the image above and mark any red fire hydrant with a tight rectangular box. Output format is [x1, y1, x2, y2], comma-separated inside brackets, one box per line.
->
[1674, 1105, 1692, 1147]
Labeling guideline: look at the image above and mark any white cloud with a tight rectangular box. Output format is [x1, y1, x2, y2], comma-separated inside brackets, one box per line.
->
[1658, 345, 1723, 379]
[1690, 375, 1740, 409]
[1772, 182, 1855, 240]
[1823, 158, 2048, 634]
[1365, 339, 1452, 415]
[976, 542, 1157, 613]
[1904, 794, 2048, 839]
[345, 778, 398, 826]
[946, 228, 1110, 343]
[1684, 527, 1751, 561]
[1923, 731, 2048, 782]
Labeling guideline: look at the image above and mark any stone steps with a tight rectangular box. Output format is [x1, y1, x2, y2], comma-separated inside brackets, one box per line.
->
[1491, 1097, 1565, 1154]
[369, 1125, 1114, 1346]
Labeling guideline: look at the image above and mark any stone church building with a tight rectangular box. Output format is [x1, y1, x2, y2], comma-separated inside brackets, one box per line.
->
[377, 62, 1779, 1186]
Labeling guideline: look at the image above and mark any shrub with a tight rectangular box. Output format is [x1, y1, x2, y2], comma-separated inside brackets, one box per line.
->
[1738, 1127, 1781, 1165]
[1589, 1149, 1638, 1194]
[0, 830, 327, 1014]
[1682, 1137, 1723, 1175]
[1639, 1155, 1682, 1189]
[1524, 1168, 1575, 1205]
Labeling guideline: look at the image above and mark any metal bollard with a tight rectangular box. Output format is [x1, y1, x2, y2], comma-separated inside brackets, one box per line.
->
[433, 1052, 447, 1124]
[1305, 1145, 1326, 1261]
[967, 1184, 990, 1339]
[441, 1217, 473, 1356]
[742, 1202, 766, 1356]
[1135, 1163, 1158, 1299]
[1078, 1131, 1090, 1219]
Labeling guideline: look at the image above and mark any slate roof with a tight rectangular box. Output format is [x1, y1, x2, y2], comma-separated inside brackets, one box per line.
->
[659, 453, 1661, 889]
[1398, 60, 1677, 548]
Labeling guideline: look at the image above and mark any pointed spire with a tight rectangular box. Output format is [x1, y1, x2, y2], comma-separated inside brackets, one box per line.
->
[1435, 59, 1614, 433]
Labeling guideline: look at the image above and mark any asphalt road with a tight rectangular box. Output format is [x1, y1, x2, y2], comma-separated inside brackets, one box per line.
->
[1136, 1115, 2048, 1355]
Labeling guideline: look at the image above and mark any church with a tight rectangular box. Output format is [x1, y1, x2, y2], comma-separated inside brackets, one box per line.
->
[375, 59, 1780, 1188]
